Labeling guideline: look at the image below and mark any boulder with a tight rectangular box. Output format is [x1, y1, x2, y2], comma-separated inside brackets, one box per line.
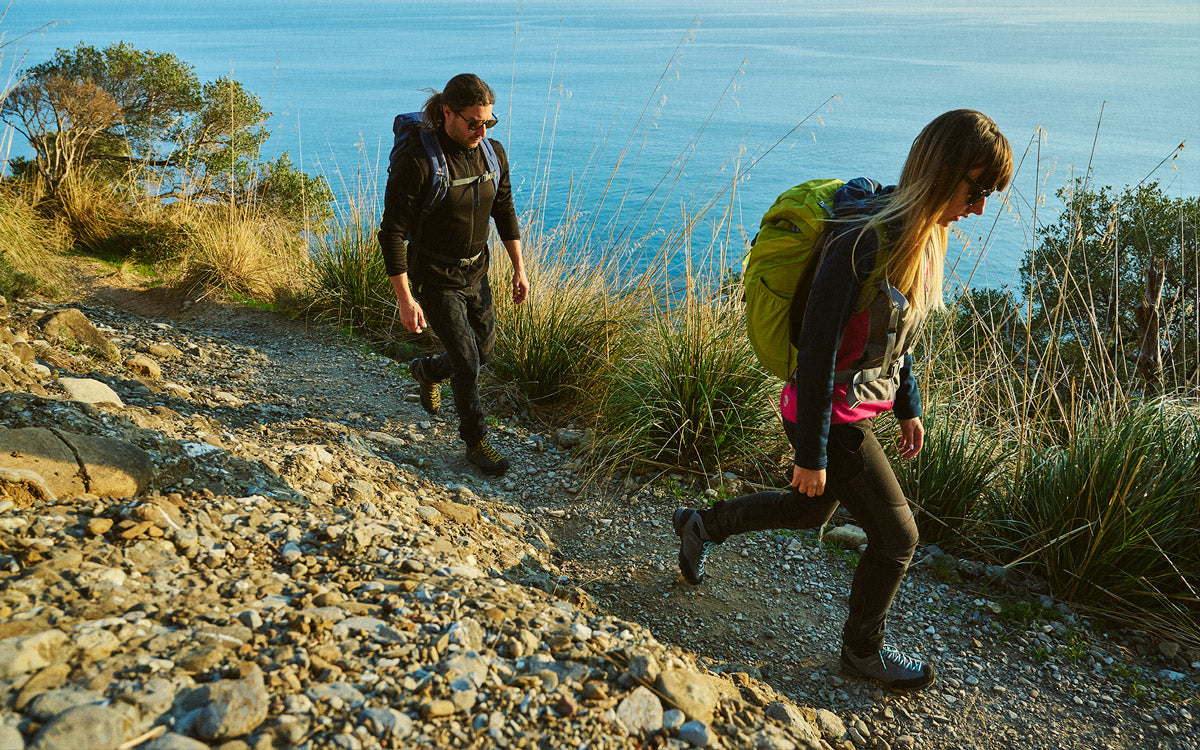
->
[56, 377, 124, 408]
[0, 427, 152, 500]
[37, 309, 120, 362]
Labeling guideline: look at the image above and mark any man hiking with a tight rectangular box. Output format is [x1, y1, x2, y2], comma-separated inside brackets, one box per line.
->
[378, 73, 528, 475]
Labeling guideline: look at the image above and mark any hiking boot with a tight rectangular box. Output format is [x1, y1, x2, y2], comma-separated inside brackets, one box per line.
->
[466, 437, 510, 475]
[409, 358, 441, 416]
[840, 644, 936, 691]
[673, 507, 716, 585]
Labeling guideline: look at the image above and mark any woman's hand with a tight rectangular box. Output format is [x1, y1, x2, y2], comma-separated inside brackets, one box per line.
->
[897, 417, 924, 459]
[792, 465, 826, 497]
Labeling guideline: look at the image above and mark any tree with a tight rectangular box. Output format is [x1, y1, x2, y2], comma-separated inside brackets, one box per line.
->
[1, 42, 331, 224]
[1020, 180, 1200, 388]
[2, 73, 121, 191]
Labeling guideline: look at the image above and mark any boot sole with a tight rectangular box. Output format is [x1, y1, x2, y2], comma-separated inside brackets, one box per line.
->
[840, 658, 937, 691]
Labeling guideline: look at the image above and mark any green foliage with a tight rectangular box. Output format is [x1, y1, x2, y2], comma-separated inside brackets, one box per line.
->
[1020, 180, 1200, 390]
[0, 190, 69, 297]
[1009, 399, 1200, 633]
[490, 248, 632, 406]
[306, 202, 402, 340]
[598, 292, 776, 472]
[892, 404, 1013, 552]
[1, 42, 331, 225]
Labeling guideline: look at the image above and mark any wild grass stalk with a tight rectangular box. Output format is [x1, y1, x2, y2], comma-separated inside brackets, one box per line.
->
[0, 183, 69, 296]
[305, 172, 403, 342]
[488, 238, 638, 408]
[596, 274, 777, 475]
[1008, 399, 1200, 635]
[892, 402, 1013, 554]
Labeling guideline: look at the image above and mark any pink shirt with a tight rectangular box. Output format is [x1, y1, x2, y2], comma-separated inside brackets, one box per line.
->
[779, 308, 893, 426]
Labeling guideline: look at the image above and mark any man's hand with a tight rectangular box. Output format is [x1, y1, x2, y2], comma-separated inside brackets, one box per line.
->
[389, 273, 426, 334]
[897, 416, 924, 459]
[512, 268, 530, 305]
[397, 296, 427, 334]
[504, 239, 528, 305]
[792, 465, 826, 497]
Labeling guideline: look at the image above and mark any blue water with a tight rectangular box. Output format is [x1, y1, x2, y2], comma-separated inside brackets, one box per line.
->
[4, 0, 1198, 288]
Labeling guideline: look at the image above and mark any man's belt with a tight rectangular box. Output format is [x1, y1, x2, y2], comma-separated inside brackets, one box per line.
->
[421, 249, 484, 267]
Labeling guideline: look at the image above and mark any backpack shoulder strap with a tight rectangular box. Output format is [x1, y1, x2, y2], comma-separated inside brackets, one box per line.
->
[417, 126, 450, 215]
[480, 138, 501, 192]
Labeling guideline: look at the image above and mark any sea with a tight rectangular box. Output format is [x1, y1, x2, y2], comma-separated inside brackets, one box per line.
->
[3, 0, 1198, 290]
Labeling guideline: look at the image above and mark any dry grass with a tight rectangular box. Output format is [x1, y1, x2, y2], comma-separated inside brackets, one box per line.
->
[0, 185, 71, 297]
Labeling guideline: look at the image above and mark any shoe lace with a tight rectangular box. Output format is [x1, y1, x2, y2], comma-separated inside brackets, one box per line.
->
[477, 440, 503, 462]
[696, 541, 715, 576]
[879, 645, 922, 672]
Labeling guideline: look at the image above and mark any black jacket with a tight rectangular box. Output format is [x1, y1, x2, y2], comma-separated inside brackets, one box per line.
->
[378, 127, 520, 289]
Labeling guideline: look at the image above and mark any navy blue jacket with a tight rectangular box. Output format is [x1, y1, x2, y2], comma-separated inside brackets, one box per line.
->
[789, 178, 922, 470]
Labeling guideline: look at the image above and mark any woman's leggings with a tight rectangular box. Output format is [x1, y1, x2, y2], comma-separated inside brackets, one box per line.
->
[698, 418, 918, 655]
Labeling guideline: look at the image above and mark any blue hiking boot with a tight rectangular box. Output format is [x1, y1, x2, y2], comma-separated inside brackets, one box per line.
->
[672, 507, 715, 585]
[840, 644, 936, 691]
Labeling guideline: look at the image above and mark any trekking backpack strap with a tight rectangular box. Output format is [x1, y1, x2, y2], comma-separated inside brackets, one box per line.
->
[480, 138, 501, 193]
[417, 126, 450, 216]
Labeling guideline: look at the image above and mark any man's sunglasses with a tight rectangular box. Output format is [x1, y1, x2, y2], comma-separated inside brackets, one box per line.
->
[453, 110, 499, 132]
[963, 174, 998, 206]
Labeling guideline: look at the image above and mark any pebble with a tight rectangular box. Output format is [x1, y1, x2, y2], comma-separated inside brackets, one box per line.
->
[0, 298, 1190, 750]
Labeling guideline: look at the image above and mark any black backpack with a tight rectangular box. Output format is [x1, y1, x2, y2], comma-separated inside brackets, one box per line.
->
[388, 112, 500, 216]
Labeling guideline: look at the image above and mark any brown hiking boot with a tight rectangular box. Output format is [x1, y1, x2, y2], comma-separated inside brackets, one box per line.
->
[409, 358, 441, 416]
[466, 437, 510, 475]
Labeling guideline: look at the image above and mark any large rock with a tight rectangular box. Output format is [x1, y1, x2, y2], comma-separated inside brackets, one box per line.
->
[37, 309, 120, 362]
[0, 630, 71, 680]
[0, 428, 78, 496]
[62, 430, 153, 498]
[194, 664, 270, 741]
[616, 685, 663, 734]
[29, 703, 136, 750]
[655, 668, 735, 725]
[56, 378, 124, 408]
[0, 427, 152, 500]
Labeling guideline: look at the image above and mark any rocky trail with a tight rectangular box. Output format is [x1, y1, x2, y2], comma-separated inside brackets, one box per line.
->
[0, 271, 1195, 750]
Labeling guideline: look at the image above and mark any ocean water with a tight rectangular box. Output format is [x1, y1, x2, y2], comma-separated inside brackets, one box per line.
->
[3, 0, 1198, 288]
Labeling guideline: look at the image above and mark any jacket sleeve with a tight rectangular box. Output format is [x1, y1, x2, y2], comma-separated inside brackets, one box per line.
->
[790, 223, 881, 470]
[377, 151, 429, 277]
[489, 141, 521, 242]
[892, 353, 922, 421]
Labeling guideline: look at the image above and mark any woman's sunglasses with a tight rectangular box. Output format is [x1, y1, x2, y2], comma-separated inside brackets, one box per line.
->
[963, 174, 997, 206]
[453, 110, 500, 132]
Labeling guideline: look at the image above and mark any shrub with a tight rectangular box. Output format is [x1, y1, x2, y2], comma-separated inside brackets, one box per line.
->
[489, 242, 635, 406]
[1009, 399, 1200, 635]
[0, 188, 70, 297]
[892, 403, 1013, 553]
[597, 285, 778, 473]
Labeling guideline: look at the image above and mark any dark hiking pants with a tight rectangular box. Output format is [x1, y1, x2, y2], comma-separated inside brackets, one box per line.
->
[698, 418, 918, 655]
[413, 276, 496, 444]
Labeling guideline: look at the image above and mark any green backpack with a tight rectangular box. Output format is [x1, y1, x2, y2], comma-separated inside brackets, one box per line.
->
[742, 178, 880, 380]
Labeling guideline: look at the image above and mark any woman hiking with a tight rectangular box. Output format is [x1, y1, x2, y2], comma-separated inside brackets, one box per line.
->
[672, 109, 1013, 691]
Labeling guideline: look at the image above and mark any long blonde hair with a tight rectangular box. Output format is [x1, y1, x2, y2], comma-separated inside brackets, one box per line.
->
[865, 109, 1013, 313]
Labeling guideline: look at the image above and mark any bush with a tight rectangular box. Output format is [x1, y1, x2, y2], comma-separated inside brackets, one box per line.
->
[0, 188, 70, 298]
[597, 287, 778, 473]
[489, 243, 635, 407]
[1009, 399, 1200, 634]
[305, 191, 404, 341]
[892, 404, 1013, 553]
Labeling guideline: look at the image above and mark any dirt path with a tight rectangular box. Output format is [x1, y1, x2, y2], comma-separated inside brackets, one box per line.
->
[80, 270, 1200, 750]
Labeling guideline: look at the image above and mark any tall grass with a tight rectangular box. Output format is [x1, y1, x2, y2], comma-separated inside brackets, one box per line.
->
[892, 402, 1014, 553]
[304, 170, 408, 344]
[0, 185, 70, 297]
[597, 281, 777, 474]
[1008, 400, 1200, 635]
[180, 207, 308, 303]
[489, 240, 640, 407]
